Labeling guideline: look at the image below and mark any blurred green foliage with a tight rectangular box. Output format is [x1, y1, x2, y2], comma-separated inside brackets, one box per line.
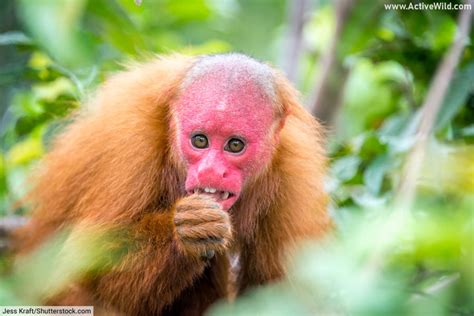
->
[0, 0, 473, 315]
[0, 224, 128, 305]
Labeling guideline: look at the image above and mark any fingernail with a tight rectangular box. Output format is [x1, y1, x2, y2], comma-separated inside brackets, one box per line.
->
[201, 249, 215, 259]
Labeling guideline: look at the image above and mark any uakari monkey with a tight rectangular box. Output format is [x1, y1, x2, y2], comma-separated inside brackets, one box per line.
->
[14, 54, 330, 315]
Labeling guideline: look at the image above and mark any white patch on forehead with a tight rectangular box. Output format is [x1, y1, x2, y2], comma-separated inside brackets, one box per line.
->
[216, 100, 228, 111]
[182, 53, 277, 103]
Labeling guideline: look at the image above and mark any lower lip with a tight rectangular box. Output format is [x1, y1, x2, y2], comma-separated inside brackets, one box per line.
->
[187, 191, 238, 210]
[220, 195, 238, 210]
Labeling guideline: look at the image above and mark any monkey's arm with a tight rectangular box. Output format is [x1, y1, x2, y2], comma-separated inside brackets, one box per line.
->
[92, 194, 232, 314]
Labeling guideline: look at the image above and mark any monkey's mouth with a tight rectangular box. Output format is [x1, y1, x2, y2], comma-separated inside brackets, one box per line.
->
[188, 187, 238, 210]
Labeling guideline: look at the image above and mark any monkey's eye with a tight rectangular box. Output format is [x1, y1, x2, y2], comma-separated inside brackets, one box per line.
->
[225, 138, 245, 153]
[191, 134, 209, 149]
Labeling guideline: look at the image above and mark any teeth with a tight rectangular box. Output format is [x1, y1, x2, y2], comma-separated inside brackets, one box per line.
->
[194, 188, 227, 197]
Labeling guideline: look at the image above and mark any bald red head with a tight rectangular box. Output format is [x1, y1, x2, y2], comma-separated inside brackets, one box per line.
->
[174, 54, 281, 210]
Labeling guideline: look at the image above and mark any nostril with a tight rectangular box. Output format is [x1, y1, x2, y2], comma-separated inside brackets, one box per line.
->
[222, 171, 229, 179]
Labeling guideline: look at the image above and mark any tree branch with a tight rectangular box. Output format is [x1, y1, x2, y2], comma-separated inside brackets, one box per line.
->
[309, 0, 355, 123]
[0, 215, 27, 253]
[395, 2, 473, 210]
[283, 0, 311, 83]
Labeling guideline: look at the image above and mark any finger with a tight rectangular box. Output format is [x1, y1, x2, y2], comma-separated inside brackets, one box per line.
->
[176, 222, 231, 240]
[201, 249, 215, 260]
[178, 238, 227, 257]
[174, 209, 227, 226]
[176, 195, 221, 212]
[181, 236, 225, 245]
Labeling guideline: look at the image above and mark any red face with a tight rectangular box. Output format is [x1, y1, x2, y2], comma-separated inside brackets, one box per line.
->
[174, 71, 276, 210]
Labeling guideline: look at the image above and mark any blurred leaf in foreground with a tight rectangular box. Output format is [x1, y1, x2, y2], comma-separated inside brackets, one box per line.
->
[210, 201, 473, 316]
[17, 0, 93, 68]
[0, 223, 129, 305]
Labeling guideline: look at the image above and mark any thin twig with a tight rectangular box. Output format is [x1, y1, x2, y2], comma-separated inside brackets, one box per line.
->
[283, 0, 311, 82]
[309, 0, 355, 122]
[0, 215, 27, 235]
[0, 215, 27, 253]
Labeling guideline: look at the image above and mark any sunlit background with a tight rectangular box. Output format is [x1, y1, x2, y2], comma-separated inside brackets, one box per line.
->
[0, 0, 473, 315]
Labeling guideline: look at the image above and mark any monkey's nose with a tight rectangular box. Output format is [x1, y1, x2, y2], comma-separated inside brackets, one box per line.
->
[198, 166, 228, 180]
[197, 151, 229, 180]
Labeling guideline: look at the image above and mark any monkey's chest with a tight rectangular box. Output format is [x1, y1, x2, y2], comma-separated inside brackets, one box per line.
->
[227, 252, 241, 297]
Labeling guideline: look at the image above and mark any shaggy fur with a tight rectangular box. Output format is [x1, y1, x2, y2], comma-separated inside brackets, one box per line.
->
[13, 54, 330, 315]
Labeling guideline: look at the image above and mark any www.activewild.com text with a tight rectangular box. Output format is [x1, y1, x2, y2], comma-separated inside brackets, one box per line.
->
[384, 2, 472, 10]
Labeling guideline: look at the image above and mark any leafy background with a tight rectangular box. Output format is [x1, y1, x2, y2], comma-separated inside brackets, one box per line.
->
[0, 0, 473, 315]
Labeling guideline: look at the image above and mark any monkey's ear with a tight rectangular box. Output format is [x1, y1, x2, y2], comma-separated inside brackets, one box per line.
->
[272, 114, 287, 145]
[272, 71, 296, 144]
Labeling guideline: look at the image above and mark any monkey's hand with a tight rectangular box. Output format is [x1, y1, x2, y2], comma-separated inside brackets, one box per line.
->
[173, 194, 232, 259]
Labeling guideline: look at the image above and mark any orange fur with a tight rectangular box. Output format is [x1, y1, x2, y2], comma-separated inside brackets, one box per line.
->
[13, 54, 330, 315]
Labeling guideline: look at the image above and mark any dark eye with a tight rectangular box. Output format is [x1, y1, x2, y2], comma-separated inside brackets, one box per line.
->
[225, 138, 245, 153]
[191, 134, 208, 149]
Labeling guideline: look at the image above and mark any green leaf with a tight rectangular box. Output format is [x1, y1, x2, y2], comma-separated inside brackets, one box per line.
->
[436, 63, 474, 130]
[350, 186, 388, 208]
[0, 31, 33, 46]
[17, 0, 93, 68]
[358, 132, 387, 159]
[33, 77, 75, 102]
[166, 0, 212, 22]
[15, 115, 50, 137]
[331, 156, 361, 182]
[6, 136, 44, 166]
[363, 154, 393, 195]
[460, 125, 474, 137]
[0, 156, 6, 195]
[340, 60, 399, 139]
